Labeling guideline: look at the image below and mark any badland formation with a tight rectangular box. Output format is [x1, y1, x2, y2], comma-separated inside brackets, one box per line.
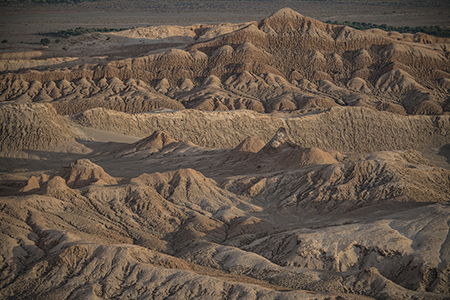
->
[1, 7, 450, 300]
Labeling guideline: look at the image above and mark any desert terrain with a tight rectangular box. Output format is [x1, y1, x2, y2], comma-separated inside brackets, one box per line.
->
[1, 2, 450, 299]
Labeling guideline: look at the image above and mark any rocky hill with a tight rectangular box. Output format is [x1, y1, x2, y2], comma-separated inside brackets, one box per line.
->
[1, 129, 450, 299]
[1, 8, 450, 116]
[1, 7, 450, 300]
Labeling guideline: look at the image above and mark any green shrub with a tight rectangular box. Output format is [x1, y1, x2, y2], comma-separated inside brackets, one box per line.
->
[40, 38, 50, 46]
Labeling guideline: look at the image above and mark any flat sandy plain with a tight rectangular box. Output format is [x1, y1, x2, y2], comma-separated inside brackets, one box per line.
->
[0, 0, 449, 46]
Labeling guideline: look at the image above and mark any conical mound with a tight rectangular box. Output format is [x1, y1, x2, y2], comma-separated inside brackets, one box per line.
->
[56, 159, 118, 189]
[258, 127, 297, 154]
[127, 130, 177, 153]
[132, 168, 246, 213]
[248, 127, 338, 171]
[233, 136, 266, 153]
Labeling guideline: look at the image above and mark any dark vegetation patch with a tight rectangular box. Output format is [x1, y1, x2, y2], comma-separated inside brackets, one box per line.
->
[47, 27, 132, 38]
[326, 20, 450, 38]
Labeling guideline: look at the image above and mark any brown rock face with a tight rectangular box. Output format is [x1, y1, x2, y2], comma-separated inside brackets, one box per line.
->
[1, 7, 450, 300]
[129, 131, 177, 152]
[56, 159, 118, 189]
[0, 103, 89, 154]
[1, 8, 449, 116]
[233, 136, 266, 153]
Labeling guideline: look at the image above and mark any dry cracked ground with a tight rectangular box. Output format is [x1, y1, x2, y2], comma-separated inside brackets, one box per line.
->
[1, 7, 450, 300]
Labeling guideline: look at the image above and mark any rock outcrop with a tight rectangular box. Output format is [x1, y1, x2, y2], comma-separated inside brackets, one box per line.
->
[1, 8, 449, 116]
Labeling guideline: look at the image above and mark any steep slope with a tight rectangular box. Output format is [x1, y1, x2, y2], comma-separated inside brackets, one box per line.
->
[2, 104, 448, 167]
[240, 127, 339, 173]
[232, 136, 266, 153]
[70, 106, 450, 153]
[1, 7, 450, 300]
[0, 103, 89, 156]
[224, 150, 450, 213]
[2, 139, 450, 299]
[1, 8, 449, 115]
[1, 240, 335, 300]
[121, 130, 177, 154]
